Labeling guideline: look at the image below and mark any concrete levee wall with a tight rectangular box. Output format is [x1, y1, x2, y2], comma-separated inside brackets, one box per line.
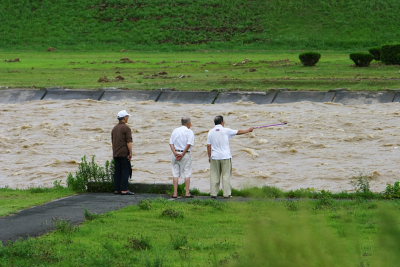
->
[1, 88, 400, 104]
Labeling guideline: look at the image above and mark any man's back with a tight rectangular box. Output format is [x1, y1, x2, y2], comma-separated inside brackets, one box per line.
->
[207, 125, 237, 160]
[112, 122, 132, 157]
[170, 126, 195, 150]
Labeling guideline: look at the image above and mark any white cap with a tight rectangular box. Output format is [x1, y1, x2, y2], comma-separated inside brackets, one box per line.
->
[117, 110, 130, 118]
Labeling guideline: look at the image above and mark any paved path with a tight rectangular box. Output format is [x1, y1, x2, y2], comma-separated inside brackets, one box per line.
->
[0, 193, 162, 244]
[0, 193, 234, 244]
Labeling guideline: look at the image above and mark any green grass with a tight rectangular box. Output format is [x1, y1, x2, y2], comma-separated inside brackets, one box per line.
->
[1, 0, 400, 50]
[1, 199, 399, 266]
[0, 187, 74, 217]
[1, 50, 399, 91]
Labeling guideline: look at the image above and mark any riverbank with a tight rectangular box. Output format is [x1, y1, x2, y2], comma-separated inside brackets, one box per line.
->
[1, 51, 399, 91]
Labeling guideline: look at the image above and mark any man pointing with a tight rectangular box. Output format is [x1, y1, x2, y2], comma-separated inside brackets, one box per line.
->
[207, 115, 254, 198]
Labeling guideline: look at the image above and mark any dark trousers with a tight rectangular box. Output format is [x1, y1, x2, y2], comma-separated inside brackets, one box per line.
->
[113, 157, 130, 191]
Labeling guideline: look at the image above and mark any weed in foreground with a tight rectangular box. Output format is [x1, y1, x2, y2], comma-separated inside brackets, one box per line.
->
[138, 199, 152, 210]
[84, 209, 100, 221]
[0, 239, 58, 263]
[284, 200, 299, 211]
[145, 253, 165, 267]
[126, 236, 151, 251]
[161, 209, 184, 219]
[170, 234, 189, 250]
[371, 210, 400, 266]
[313, 194, 335, 210]
[236, 207, 362, 267]
[53, 219, 77, 234]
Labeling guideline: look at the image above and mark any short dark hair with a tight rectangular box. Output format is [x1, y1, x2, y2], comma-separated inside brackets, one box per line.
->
[214, 115, 223, 125]
[181, 117, 191, 125]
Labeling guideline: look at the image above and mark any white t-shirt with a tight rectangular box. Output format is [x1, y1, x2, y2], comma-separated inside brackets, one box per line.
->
[169, 126, 195, 151]
[207, 124, 238, 160]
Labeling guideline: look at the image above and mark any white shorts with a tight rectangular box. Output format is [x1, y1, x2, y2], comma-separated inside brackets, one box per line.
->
[171, 153, 192, 179]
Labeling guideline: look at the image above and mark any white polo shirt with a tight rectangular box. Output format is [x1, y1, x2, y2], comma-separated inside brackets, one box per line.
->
[169, 126, 195, 151]
[207, 124, 238, 160]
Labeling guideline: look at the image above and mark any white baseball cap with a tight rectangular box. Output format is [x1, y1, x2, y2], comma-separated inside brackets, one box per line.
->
[117, 110, 130, 118]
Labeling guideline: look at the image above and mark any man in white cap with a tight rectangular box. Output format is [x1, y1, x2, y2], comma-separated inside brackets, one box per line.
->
[207, 115, 254, 198]
[169, 117, 195, 198]
[111, 110, 134, 195]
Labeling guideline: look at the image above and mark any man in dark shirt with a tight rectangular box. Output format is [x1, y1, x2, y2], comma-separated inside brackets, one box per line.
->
[111, 110, 134, 195]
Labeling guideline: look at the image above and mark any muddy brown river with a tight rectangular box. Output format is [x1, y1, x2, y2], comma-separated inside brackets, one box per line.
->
[1, 99, 399, 192]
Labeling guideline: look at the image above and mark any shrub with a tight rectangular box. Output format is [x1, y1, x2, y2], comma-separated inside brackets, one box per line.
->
[383, 181, 400, 199]
[67, 156, 114, 192]
[349, 53, 373, 67]
[350, 174, 372, 194]
[299, 52, 321, 66]
[368, 47, 381, 60]
[381, 44, 400, 65]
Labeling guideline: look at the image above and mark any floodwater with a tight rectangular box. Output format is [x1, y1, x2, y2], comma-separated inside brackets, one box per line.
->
[1, 99, 399, 192]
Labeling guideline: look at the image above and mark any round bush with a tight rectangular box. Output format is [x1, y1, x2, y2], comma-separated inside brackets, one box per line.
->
[349, 53, 373, 67]
[299, 52, 321, 66]
[368, 47, 381, 61]
[381, 44, 400, 65]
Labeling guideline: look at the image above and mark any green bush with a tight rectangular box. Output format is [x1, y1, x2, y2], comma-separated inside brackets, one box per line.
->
[299, 52, 321, 66]
[66, 156, 114, 192]
[381, 44, 400, 65]
[383, 181, 400, 199]
[368, 47, 381, 60]
[349, 53, 373, 67]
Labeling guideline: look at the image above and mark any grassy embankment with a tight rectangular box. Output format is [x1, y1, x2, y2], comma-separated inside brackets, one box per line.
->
[1, 0, 400, 50]
[1, 0, 400, 91]
[1, 198, 400, 266]
[1, 50, 399, 91]
[0, 187, 74, 217]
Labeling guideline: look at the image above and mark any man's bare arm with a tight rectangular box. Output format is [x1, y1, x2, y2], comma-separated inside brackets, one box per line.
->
[127, 142, 133, 159]
[237, 127, 254, 135]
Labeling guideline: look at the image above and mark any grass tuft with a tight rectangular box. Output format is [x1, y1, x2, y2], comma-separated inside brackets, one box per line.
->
[161, 209, 184, 219]
[126, 235, 151, 251]
[138, 199, 153, 210]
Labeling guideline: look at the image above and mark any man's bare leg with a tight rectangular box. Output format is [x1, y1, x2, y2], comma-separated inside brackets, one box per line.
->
[185, 178, 191, 197]
[173, 177, 179, 197]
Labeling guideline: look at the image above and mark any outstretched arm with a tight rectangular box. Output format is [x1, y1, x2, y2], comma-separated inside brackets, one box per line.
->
[237, 127, 254, 135]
